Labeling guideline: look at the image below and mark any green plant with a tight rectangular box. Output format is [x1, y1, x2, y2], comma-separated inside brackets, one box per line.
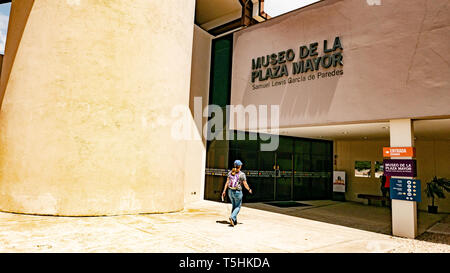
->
[425, 177, 450, 207]
[355, 161, 371, 171]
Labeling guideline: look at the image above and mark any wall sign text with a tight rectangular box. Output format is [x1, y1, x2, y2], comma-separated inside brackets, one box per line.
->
[251, 36, 344, 84]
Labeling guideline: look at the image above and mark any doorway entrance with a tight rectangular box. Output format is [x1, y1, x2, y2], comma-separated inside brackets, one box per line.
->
[205, 131, 333, 202]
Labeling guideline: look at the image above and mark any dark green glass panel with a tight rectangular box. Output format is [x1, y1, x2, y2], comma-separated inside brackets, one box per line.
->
[294, 139, 311, 154]
[209, 35, 233, 108]
[294, 153, 311, 172]
[293, 178, 312, 200]
[239, 150, 258, 170]
[312, 141, 327, 155]
[276, 152, 292, 201]
[247, 151, 275, 202]
[311, 155, 326, 171]
[310, 178, 329, 199]
[277, 136, 293, 153]
[233, 131, 259, 151]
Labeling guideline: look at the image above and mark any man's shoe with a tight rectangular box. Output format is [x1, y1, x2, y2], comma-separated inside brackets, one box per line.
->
[229, 217, 235, 226]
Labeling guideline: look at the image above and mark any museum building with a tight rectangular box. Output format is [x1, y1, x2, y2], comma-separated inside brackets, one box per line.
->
[0, 0, 448, 239]
[200, 0, 450, 239]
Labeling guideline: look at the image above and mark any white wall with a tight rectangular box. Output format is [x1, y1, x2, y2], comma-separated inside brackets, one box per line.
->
[184, 25, 212, 204]
[231, 0, 450, 129]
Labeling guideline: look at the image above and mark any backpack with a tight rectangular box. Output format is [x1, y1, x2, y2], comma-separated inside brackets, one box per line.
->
[228, 172, 241, 189]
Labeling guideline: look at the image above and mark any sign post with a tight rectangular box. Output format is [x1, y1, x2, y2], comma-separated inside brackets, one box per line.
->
[388, 119, 417, 239]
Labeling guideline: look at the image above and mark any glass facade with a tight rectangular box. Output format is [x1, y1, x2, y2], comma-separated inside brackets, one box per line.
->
[206, 132, 333, 202]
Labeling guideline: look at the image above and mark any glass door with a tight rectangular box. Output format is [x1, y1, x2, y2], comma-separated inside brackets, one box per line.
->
[293, 153, 312, 200]
[252, 151, 276, 202]
[293, 139, 312, 200]
[275, 152, 293, 201]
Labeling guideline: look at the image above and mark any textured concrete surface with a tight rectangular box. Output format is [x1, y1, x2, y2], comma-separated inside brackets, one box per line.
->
[0, 0, 196, 215]
[0, 200, 448, 253]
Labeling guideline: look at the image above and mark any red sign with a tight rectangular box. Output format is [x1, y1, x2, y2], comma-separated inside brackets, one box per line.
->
[383, 147, 415, 157]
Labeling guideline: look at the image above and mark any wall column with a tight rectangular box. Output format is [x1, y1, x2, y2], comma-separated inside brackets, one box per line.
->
[0, 0, 196, 215]
[389, 119, 417, 238]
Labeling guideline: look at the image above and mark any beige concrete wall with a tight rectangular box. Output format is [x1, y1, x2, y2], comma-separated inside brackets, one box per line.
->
[335, 139, 450, 213]
[415, 140, 450, 212]
[0, 0, 196, 215]
[0, 0, 34, 106]
[231, 0, 450, 129]
[184, 25, 212, 204]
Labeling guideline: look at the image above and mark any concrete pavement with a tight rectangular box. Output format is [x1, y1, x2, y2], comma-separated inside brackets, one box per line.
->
[0, 200, 448, 253]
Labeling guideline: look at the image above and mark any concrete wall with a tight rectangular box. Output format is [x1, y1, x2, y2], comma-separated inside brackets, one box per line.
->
[231, 0, 450, 129]
[335, 139, 450, 213]
[184, 25, 212, 204]
[0, 0, 34, 106]
[0, 0, 196, 216]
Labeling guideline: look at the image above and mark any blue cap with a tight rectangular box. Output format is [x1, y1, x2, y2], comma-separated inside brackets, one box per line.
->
[234, 160, 243, 167]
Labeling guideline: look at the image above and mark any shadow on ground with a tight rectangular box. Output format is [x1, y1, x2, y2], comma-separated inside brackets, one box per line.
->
[216, 220, 244, 227]
[242, 200, 449, 244]
[216, 220, 230, 225]
[417, 233, 450, 245]
[416, 215, 450, 245]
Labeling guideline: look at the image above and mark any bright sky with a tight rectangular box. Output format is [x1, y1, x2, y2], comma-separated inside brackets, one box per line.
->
[0, 2, 11, 55]
[265, 0, 321, 17]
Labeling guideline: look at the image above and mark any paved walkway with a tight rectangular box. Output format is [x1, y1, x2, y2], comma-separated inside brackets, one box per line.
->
[0, 200, 448, 253]
[244, 200, 446, 235]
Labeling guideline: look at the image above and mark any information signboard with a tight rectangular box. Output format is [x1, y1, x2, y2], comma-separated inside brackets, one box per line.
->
[333, 171, 346, 192]
[383, 159, 417, 177]
[390, 178, 421, 202]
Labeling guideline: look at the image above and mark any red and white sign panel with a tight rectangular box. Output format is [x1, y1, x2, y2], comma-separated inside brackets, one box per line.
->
[383, 147, 415, 157]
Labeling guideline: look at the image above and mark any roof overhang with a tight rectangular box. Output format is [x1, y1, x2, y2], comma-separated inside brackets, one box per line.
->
[196, 0, 269, 35]
[195, 0, 243, 31]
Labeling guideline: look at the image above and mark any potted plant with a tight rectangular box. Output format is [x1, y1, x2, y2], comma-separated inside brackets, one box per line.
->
[425, 176, 450, 213]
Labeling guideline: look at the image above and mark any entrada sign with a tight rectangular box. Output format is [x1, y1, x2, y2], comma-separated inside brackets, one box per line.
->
[383, 147, 415, 157]
[251, 36, 344, 83]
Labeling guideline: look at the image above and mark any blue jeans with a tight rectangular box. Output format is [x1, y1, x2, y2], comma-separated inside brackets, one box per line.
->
[228, 189, 243, 223]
